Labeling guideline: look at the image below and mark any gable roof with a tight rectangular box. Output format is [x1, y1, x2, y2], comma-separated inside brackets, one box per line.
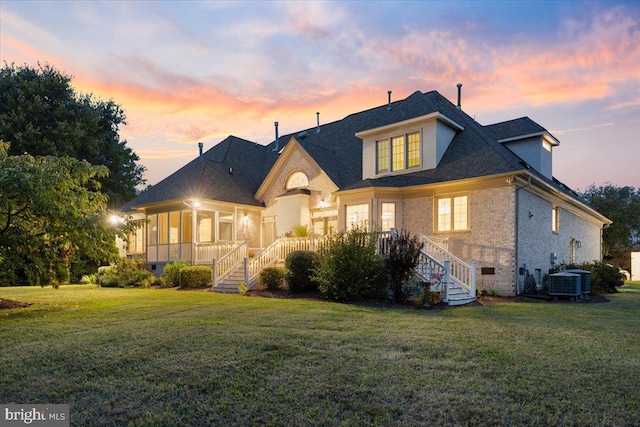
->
[121, 89, 586, 214]
[484, 117, 560, 146]
[257, 101, 401, 190]
[121, 136, 267, 210]
[342, 91, 530, 190]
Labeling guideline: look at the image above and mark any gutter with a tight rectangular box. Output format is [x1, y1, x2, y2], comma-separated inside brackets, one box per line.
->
[514, 174, 532, 295]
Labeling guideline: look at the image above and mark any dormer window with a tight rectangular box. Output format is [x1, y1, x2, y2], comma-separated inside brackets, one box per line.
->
[376, 131, 421, 174]
[285, 171, 309, 189]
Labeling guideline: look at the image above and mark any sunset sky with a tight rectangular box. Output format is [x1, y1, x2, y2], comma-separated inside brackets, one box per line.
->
[1, 0, 638, 191]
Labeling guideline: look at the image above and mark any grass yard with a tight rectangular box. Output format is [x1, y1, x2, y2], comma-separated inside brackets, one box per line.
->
[1, 284, 639, 426]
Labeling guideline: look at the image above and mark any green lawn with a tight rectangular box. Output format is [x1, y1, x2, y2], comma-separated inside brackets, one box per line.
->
[2, 284, 639, 426]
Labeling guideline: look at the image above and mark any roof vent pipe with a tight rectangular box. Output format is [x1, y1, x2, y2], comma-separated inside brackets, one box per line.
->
[387, 91, 392, 109]
[456, 83, 462, 109]
[316, 112, 320, 133]
[273, 121, 279, 151]
[198, 142, 204, 161]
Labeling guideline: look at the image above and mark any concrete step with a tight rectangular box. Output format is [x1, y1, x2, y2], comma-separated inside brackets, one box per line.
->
[213, 283, 240, 294]
[447, 295, 476, 306]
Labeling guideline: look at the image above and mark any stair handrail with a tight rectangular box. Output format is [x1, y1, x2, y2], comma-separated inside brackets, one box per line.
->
[245, 238, 286, 288]
[420, 234, 475, 296]
[213, 241, 248, 285]
[245, 236, 319, 288]
[196, 241, 240, 264]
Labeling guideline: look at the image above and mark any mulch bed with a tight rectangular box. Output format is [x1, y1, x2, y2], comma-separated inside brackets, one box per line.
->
[244, 289, 609, 309]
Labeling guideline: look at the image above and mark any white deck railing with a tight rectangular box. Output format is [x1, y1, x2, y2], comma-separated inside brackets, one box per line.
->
[212, 241, 247, 286]
[245, 237, 318, 288]
[195, 241, 240, 265]
[420, 234, 476, 297]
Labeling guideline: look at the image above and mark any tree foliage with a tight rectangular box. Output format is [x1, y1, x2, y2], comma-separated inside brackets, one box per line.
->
[313, 226, 387, 302]
[582, 183, 640, 268]
[0, 141, 130, 286]
[0, 62, 145, 207]
[384, 230, 423, 303]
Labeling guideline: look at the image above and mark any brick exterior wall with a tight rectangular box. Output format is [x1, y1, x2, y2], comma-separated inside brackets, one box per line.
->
[516, 188, 602, 292]
[402, 186, 518, 296]
[261, 147, 338, 235]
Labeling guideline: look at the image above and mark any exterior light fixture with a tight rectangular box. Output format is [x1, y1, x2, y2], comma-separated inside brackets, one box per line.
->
[242, 214, 249, 226]
[109, 215, 124, 226]
[184, 199, 202, 208]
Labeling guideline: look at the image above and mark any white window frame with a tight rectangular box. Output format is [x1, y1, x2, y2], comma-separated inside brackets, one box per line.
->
[376, 130, 421, 175]
[381, 202, 396, 231]
[285, 171, 309, 190]
[436, 195, 469, 232]
[346, 204, 369, 230]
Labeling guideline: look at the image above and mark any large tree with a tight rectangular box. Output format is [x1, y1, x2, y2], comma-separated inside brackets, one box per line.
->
[0, 141, 132, 286]
[582, 183, 640, 270]
[0, 63, 145, 207]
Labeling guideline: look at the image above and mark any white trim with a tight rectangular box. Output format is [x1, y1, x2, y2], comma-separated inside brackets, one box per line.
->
[356, 112, 464, 138]
[498, 131, 560, 146]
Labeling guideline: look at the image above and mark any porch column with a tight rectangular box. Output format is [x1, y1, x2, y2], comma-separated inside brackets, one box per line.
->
[191, 206, 198, 263]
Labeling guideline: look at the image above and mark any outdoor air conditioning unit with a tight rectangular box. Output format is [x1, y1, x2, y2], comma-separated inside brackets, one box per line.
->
[565, 269, 591, 297]
[549, 272, 581, 298]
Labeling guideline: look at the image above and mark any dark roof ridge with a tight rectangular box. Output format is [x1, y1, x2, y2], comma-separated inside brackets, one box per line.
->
[429, 91, 527, 172]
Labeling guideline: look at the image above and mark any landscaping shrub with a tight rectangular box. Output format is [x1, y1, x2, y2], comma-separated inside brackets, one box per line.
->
[285, 250, 319, 293]
[162, 260, 191, 287]
[80, 274, 97, 284]
[259, 267, 285, 290]
[96, 258, 154, 288]
[314, 226, 387, 302]
[548, 261, 625, 294]
[384, 230, 423, 302]
[178, 266, 212, 289]
[590, 261, 625, 293]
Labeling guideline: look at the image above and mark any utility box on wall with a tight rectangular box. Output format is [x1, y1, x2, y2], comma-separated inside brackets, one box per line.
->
[632, 252, 640, 281]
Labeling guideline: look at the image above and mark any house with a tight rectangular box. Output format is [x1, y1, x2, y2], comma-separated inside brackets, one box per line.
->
[118, 88, 611, 303]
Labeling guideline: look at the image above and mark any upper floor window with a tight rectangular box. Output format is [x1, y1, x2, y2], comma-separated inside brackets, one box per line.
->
[286, 171, 309, 189]
[376, 131, 421, 174]
[437, 195, 468, 232]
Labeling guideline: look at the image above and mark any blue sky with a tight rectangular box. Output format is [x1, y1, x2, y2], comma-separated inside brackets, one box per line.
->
[1, 0, 638, 190]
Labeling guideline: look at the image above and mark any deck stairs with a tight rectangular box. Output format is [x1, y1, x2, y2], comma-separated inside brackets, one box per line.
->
[417, 234, 476, 306]
[206, 233, 476, 305]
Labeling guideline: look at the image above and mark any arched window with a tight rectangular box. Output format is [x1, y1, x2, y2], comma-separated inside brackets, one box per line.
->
[285, 171, 309, 189]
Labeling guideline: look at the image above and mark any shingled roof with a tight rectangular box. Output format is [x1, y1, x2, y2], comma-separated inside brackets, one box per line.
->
[121, 89, 581, 211]
[484, 117, 550, 141]
[120, 136, 268, 210]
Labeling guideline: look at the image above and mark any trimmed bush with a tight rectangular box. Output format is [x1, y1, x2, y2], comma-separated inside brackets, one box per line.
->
[590, 261, 625, 294]
[259, 267, 285, 291]
[384, 230, 423, 302]
[96, 258, 154, 288]
[178, 266, 212, 289]
[285, 251, 319, 293]
[314, 226, 387, 302]
[162, 260, 191, 287]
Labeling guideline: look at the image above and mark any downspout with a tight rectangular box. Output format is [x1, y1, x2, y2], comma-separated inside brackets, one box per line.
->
[601, 222, 611, 261]
[514, 174, 531, 295]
